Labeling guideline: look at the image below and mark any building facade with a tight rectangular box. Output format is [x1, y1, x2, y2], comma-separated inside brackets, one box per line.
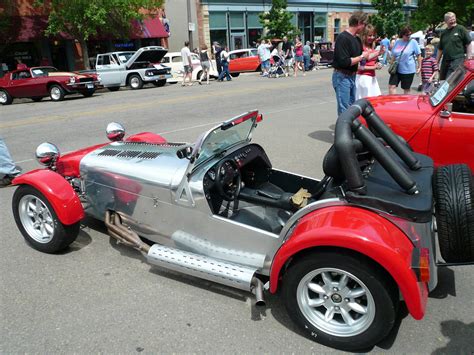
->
[200, 0, 418, 50]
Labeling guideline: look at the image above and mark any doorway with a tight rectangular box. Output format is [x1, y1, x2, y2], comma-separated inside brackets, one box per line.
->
[231, 33, 246, 50]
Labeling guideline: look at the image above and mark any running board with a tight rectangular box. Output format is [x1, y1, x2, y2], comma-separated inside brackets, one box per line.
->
[147, 244, 256, 291]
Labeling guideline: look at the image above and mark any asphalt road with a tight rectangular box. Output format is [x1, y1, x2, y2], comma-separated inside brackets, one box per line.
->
[1, 68, 473, 354]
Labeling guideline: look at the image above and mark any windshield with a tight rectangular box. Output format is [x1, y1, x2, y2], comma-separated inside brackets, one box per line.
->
[194, 112, 257, 166]
[117, 52, 135, 63]
[430, 65, 466, 106]
[31, 67, 58, 77]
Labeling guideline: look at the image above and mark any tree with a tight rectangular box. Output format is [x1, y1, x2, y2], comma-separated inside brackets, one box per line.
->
[369, 0, 405, 37]
[34, 0, 164, 69]
[259, 0, 299, 39]
[411, 0, 474, 30]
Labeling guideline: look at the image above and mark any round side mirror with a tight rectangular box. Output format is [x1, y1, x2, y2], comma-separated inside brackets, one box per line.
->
[106, 122, 125, 141]
[36, 142, 60, 167]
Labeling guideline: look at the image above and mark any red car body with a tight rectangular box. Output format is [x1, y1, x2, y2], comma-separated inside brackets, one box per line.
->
[0, 66, 100, 105]
[368, 60, 474, 172]
[228, 48, 260, 74]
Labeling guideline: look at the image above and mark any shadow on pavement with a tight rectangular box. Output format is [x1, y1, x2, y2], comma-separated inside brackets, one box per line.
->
[432, 320, 474, 354]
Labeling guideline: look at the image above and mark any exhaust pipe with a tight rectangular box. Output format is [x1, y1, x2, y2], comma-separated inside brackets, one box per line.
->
[251, 277, 265, 306]
[105, 210, 150, 253]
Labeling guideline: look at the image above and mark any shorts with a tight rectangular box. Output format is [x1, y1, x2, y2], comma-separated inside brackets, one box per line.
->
[261, 59, 270, 69]
[201, 61, 210, 70]
[389, 72, 415, 90]
[295, 55, 303, 62]
[183, 65, 193, 73]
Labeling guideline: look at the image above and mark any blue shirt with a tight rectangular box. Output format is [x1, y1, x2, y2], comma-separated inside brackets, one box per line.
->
[381, 37, 390, 49]
[391, 39, 421, 74]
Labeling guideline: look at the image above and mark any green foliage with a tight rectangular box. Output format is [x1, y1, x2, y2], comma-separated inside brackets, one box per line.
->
[411, 0, 474, 30]
[369, 0, 405, 37]
[259, 0, 299, 39]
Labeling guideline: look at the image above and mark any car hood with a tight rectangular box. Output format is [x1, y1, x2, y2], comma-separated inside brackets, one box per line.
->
[367, 94, 436, 141]
[49, 71, 92, 79]
[126, 46, 168, 68]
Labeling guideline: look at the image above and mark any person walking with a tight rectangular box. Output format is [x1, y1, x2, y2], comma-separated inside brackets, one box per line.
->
[0, 138, 21, 187]
[282, 36, 293, 76]
[388, 26, 421, 95]
[257, 39, 272, 77]
[217, 47, 232, 82]
[332, 11, 370, 115]
[436, 12, 472, 80]
[181, 41, 193, 86]
[212, 42, 223, 75]
[303, 41, 311, 71]
[198, 44, 211, 85]
[420, 44, 439, 93]
[355, 24, 382, 99]
[380, 35, 390, 65]
[293, 38, 305, 77]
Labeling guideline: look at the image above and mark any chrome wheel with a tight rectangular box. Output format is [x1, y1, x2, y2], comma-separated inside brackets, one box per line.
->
[0, 90, 7, 103]
[18, 194, 55, 244]
[130, 76, 141, 89]
[50, 86, 62, 101]
[297, 267, 375, 337]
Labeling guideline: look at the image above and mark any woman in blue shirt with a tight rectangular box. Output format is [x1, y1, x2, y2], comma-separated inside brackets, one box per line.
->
[389, 27, 422, 95]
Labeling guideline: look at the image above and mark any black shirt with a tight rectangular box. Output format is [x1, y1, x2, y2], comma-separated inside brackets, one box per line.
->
[333, 31, 363, 72]
[282, 41, 293, 58]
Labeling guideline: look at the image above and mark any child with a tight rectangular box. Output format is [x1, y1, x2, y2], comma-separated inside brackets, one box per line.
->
[420, 44, 438, 93]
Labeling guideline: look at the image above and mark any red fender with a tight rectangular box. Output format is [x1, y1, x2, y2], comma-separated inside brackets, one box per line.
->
[126, 132, 167, 144]
[12, 169, 84, 225]
[270, 206, 428, 320]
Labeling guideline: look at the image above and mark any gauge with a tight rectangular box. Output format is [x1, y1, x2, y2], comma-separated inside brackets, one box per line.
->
[208, 169, 216, 180]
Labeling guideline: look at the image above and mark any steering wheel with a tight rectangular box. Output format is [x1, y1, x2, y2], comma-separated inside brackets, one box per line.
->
[215, 158, 241, 201]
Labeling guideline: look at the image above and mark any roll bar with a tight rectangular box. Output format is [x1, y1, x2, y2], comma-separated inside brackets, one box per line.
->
[335, 99, 420, 195]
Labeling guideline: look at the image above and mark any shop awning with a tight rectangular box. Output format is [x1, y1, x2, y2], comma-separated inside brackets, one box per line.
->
[132, 17, 169, 39]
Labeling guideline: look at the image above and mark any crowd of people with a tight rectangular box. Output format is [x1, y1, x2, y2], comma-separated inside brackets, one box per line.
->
[332, 10, 473, 115]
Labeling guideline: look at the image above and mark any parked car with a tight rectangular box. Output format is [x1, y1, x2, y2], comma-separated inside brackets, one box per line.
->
[161, 52, 218, 83]
[228, 48, 260, 77]
[10, 100, 473, 351]
[368, 60, 474, 173]
[95, 46, 171, 91]
[0, 66, 100, 105]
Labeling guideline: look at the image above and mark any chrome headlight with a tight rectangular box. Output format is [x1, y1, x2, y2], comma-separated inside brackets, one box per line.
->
[106, 122, 125, 142]
[36, 142, 60, 167]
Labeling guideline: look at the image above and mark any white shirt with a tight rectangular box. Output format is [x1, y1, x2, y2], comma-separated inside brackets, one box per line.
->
[220, 50, 229, 61]
[181, 46, 192, 66]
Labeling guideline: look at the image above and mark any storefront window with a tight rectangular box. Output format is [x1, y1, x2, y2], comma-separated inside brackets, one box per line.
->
[210, 30, 227, 49]
[248, 29, 262, 48]
[229, 12, 244, 29]
[210, 12, 227, 30]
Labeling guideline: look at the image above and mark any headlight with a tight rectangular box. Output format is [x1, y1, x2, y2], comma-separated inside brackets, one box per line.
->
[36, 142, 60, 167]
[69, 76, 76, 84]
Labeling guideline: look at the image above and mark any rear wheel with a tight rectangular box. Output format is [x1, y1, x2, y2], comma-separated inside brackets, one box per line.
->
[49, 84, 65, 101]
[12, 185, 80, 253]
[0, 89, 13, 105]
[128, 74, 143, 89]
[282, 252, 398, 351]
[30, 97, 43, 102]
[82, 89, 95, 97]
[107, 86, 120, 92]
[152, 79, 166, 87]
[434, 164, 474, 262]
[230, 72, 240, 78]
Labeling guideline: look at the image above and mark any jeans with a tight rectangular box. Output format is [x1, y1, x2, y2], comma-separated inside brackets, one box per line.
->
[303, 55, 310, 71]
[439, 57, 464, 80]
[382, 50, 389, 65]
[0, 138, 20, 176]
[332, 71, 356, 116]
[218, 61, 232, 81]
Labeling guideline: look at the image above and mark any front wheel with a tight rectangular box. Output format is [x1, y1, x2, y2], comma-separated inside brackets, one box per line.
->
[282, 252, 398, 351]
[82, 89, 95, 97]
[128, 74, 143, 89]
[12, 185, 80, 253]
[49, 84, 65, 101]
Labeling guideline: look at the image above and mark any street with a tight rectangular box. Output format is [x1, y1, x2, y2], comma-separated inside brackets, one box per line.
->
[1, 68, 473, 353]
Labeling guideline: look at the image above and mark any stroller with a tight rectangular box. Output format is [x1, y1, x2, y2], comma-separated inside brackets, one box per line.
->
[268, 52, 286, 78]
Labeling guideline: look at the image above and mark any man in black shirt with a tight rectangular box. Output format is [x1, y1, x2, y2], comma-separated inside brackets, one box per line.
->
[332, 11, 370, 115]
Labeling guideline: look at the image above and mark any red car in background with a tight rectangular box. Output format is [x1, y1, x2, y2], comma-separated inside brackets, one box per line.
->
[228, 48, 260, 77]
[368, 60, 474, 173]
[0, 66, 100, 105]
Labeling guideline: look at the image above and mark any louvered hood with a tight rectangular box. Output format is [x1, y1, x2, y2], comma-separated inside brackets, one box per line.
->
[80, 141, 191, 193]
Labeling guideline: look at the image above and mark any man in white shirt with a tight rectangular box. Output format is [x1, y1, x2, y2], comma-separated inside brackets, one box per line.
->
[181, 41, 193, 86]
[257, 39, 272, 76]
[217, 47, 232, 81]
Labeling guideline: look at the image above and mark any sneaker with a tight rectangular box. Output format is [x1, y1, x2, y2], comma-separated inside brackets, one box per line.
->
[0, 174, 17, 188]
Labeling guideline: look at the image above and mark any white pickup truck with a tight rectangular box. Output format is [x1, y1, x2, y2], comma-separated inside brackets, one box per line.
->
[95, 46, 171, 91]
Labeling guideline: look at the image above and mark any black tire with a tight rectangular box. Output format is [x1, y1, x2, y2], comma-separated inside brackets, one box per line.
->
[128, 74, 143, 89]
[12, 185, 80, 253]
[30, 97, 43, 102]
[82, 89, 95, 97]
[281, 251, 398, 351]
[152, 79, 166, 87]
[107, 86, 120, 92]
[49, 84, 65, 101]
[0, 89, 13, 105]
[434, 164, 474, 262]
[230, 72, 240, 78]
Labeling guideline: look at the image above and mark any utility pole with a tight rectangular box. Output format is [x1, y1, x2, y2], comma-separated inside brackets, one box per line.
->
[187, 0, 193, 49]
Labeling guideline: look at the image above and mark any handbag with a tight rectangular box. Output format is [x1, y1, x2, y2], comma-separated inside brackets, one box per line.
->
[388, 40, 409, 75]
